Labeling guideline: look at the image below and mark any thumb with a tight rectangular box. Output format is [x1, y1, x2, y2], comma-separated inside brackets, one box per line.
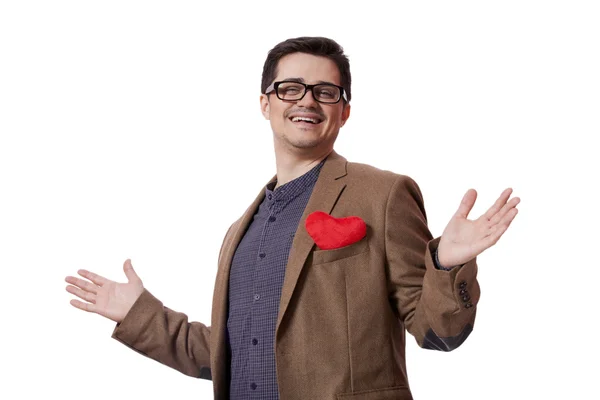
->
[123, 259, 141, 283]
[454, 189, 477, 219]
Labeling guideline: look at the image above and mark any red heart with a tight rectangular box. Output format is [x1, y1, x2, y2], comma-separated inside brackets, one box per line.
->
[305, 211, 366, 250]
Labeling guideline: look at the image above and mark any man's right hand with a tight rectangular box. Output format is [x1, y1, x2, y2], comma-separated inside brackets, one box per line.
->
[65, 259, 144, 323]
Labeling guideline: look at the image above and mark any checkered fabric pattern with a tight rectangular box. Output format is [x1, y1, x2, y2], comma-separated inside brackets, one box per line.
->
[227, 161, 324, 400]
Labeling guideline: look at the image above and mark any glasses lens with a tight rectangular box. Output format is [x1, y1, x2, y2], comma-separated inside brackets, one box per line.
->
[313, 84, 341, 103]
[276, 82, 306, 100]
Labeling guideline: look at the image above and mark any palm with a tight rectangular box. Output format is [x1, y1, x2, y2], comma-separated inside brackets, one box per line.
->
[437, 188, 520, 268]
[95, 279, 142, 322]
[65, 259, 144, 323]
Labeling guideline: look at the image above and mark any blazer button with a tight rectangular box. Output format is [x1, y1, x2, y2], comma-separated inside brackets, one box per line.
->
[465, 302, 473, 309]
[459, 289, 467, 295]
[459, 281, 467, 289]
[462, 294, 471, 302]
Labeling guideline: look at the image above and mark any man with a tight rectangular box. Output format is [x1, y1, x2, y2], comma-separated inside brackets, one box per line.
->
[65, 37, 519, 399]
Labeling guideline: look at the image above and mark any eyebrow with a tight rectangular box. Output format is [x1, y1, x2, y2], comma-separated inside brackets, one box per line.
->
[282, 77, 339, 86]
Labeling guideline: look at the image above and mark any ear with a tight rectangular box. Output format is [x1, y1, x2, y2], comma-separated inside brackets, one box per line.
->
[260, 94, 270, 120]
[340, 103, 351, 127]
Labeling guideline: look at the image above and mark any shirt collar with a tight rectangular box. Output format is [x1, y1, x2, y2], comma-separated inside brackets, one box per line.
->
[265, 159, 325, 204]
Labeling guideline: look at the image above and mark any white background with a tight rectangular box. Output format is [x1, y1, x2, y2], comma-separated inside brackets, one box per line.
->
[1, 1, 599, 399]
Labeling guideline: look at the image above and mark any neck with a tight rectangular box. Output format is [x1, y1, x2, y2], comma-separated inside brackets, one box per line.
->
[273, 147, 332, 189]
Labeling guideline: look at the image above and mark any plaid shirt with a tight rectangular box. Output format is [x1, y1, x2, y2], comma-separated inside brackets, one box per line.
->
[227, 161, 324, 400]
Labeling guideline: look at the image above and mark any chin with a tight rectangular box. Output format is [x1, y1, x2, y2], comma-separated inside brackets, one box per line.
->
[285, 137, 320, 149]
[285, 131, 323, 147]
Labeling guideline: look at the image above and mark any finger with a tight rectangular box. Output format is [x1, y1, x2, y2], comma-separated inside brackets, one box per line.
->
[69, 299, 97, 313]
[483, 208, 518, 247]
[490, 196, 521, 225]
[496, 205, 519, 228]
[483, 188, 513, 220]
[66, 285, 96, 304]
[454, 189, 477, 219]
[77, 269, 108, 287]
[65, 276, 98, 294]
[123, 259, 140, 283]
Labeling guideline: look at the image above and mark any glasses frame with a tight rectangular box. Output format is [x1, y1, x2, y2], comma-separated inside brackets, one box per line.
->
[265, 80, 348, 104]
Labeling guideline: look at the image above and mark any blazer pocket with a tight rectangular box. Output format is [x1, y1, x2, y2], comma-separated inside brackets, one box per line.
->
[337, 386, 412, 400]
[311, 237, 369, 265]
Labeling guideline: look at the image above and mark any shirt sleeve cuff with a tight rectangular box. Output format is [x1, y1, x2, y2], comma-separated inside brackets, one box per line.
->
[433, 247, 456, 271]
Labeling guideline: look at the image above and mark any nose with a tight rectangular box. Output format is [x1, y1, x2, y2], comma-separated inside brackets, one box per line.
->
[296, 87, 318, 107]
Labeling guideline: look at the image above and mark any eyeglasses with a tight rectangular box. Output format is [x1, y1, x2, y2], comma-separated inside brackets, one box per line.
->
[265, 81, 348, 104]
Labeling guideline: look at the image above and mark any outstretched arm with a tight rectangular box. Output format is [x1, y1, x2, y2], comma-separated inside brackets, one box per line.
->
[65, 260, 212, 379]
[386, 176, 519, 351]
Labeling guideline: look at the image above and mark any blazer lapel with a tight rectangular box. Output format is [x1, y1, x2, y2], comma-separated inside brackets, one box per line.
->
[276, 151, 348, 333]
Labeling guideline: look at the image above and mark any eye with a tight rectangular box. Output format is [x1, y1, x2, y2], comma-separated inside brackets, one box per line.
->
[282, 87, 300, 94]
[315, 86, 338, 100]
[277, 83, 304, 97]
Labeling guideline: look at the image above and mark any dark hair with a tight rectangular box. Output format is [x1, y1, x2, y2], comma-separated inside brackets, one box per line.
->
[261, 36, 352, 103]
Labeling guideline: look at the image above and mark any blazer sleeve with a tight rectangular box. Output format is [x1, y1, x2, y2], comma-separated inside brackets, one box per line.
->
[110, 224, 235, 379]
[385, 175, 480, 351]
[111, 289, 212, 379]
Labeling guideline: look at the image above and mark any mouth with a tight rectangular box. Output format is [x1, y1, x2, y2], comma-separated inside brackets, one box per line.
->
[288, 114, 324, 127]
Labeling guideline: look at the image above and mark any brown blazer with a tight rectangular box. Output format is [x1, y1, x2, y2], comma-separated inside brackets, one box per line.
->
[112, 151, 479, 400]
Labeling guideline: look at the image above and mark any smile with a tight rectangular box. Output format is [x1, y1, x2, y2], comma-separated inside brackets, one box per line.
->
[291, 116, 321, 124]
[288, 113, 324, 125]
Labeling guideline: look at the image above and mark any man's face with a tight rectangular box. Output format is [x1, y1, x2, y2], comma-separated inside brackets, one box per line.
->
[260, 52, 351, 155]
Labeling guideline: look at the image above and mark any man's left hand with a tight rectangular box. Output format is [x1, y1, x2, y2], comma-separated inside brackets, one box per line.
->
[437, 188, 520, 268]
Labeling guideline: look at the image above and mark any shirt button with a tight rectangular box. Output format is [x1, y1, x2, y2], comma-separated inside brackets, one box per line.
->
[252, 338, 258, 345]
[267, 194, 272, 200]
[259, 253, 266, 258]
[268, 216, 276, 222]
[250, 383, 257, 390]
[254, 294, 260, 301]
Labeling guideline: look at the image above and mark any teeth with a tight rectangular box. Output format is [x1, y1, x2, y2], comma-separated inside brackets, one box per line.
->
[292, 116, 318, 123]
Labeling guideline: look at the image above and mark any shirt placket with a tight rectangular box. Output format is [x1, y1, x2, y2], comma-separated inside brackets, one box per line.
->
[247, 191, 283, 398]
